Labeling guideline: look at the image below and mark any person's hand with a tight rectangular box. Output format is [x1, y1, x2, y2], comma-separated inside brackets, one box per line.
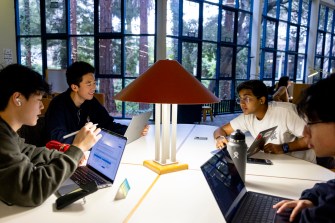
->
[215, 136, 228, 149]
[141, 125, 149, 136]
[72, 122, 102, 152]
[273, 199, 314, 222]
[78, 151, 90, 166]
[263, 143, 284, 154]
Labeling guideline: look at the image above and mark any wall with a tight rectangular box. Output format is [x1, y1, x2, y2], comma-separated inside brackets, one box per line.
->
[0, 0, 17, 67]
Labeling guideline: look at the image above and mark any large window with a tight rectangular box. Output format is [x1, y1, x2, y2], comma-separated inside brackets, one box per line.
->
[16, 0, 322, 116]
[260, 0, 310, 88]
[16, 0, 155, 118]
[314, 4, 335, 82]
[16, 0, 252, 115]
[167, 0, 252, 113]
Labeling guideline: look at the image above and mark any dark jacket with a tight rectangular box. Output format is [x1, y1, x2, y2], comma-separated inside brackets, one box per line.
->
[0, 117, 83, 207]
[44, 89, 127, 144]
[298, 179, 335, 222]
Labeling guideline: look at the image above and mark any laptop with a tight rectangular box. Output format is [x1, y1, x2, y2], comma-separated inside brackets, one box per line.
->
[57, 129, 127, 196]
[247, 126, 278, 157]
[124, 111, 152, 144]
[201, 149, 290, 223]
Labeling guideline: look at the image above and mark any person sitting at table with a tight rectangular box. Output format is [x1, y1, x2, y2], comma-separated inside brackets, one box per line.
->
[0, 64, 101, 207]
[44, 61, 149, 144]
[213, 79, 316, 163]
[273, 73, 335, 223]
[272, 76, 291, 102]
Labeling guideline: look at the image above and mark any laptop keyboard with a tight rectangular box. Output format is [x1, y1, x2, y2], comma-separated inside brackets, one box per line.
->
[70, 167, 106, 186]
[233, 192, 282, 223]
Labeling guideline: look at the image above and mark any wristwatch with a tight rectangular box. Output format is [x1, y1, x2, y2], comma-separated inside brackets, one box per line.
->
[282, 143, 289, 153]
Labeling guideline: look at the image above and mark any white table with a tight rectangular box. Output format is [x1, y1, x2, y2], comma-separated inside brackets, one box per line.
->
[125, 172, 320, 223]
[0, 124, 333, 223]
[0, 164, 158, 223]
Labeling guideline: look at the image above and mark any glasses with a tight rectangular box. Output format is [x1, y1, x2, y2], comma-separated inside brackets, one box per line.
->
[236, 96, 253, 105]
[307, 120, 331, 126]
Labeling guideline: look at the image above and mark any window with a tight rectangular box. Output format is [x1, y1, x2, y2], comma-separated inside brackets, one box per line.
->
[314, 4, 335, 82]
[167, 0, 252, 113]
[16, 0, 155, 118]
[261, 0, 310, 88]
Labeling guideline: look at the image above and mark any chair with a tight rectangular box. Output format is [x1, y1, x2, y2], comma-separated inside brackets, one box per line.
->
[202, 105, 213, 122]
[45, 69, 67, 94]
[41, 97, 53, 116]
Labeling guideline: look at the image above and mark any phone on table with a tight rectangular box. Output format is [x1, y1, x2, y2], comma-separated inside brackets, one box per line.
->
[194, 136, 208, 140]
[247, 157, 273, 165]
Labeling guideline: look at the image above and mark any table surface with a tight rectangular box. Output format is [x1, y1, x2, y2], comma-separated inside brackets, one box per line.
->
[1, 124, 334, 223]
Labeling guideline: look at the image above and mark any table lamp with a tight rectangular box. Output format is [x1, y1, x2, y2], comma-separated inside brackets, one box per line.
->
[114, 59, 220, 174]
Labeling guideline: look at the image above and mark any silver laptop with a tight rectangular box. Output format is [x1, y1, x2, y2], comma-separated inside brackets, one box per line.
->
[124, 111, 152, 144]
[201, 149, 290, 223]
[57, 129, 127, 196]
[247, 126, 277, 157]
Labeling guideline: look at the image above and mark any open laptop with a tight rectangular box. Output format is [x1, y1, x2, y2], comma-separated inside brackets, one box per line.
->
[247, 126, 278, 157]
[124, 111, 152, 144]
[57, 129, 127, 196]
[201, 149, 290, 223]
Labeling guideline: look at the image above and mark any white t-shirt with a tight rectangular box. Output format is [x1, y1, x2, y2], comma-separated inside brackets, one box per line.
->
[230, 101, 316, 163]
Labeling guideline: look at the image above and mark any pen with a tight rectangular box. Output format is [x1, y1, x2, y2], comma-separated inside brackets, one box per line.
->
[63, 124, 98, 139]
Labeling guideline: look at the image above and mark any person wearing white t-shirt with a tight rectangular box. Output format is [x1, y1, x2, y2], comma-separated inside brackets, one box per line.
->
[213, 80, 316, 163]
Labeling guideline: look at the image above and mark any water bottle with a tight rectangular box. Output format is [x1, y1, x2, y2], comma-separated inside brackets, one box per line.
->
[227, 129, 248, 182]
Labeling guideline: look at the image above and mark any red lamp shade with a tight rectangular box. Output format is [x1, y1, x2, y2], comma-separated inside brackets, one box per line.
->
[114, 60, 220, 104]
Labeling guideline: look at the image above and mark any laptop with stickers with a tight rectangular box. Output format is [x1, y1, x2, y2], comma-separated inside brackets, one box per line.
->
[247, 126, 278, 157]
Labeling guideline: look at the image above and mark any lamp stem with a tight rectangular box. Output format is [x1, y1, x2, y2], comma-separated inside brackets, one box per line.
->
[171, 104, 177, 162]
[154, 104, 161, 162]
[161, 104, 170, 164]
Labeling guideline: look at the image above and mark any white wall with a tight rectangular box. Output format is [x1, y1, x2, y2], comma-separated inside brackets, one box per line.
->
[0, 0, 17, 66]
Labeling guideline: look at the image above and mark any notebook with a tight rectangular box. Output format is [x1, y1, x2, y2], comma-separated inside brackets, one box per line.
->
[247, 126, 278, 157]
[201, 149, 290, 223]
[57, 129, 127, 196]
[124, 111, 152, 144]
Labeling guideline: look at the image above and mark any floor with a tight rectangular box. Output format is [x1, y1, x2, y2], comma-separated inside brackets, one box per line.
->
[199, 113, 240, 127]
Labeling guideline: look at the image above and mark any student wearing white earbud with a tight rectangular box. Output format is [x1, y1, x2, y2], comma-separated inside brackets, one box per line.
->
[16, 98, 22, 106]
[0, 64, 102, 207]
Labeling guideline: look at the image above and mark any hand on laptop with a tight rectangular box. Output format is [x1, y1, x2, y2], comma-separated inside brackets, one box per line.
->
[263, 143, 284, 154]
[72, 122, 102, 152]
[141, 125, 150, 136]
[273, 199, 313, 222]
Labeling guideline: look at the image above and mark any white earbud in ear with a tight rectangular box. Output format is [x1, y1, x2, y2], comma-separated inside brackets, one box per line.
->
[16, 98, 22, 106]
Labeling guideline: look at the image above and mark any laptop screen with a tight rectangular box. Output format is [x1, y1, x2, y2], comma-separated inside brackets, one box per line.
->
[87, 129, 127, 181]
[247, 126, 278, 157]
[124, 111, 152, 144]
[201, 149, 246, 222]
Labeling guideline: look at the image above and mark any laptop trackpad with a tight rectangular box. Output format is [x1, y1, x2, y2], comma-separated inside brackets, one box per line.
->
[57, 178, 80, 196]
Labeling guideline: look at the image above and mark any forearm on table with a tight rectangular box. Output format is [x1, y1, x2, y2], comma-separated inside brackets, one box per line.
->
[286, 138, 309, 152]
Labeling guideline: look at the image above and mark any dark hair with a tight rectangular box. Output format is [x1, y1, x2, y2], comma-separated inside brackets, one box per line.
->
[276, 76, 290, 89]
[66, 61, 95, 87]
[237, 80, 269, 105]
[0, 64, 50, 111]
[297, 73, 335, 123]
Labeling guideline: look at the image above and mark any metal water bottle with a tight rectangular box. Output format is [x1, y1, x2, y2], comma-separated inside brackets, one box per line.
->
[227, 129, 248, 182]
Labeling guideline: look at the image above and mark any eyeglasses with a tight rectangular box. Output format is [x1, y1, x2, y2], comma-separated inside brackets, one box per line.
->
[307, 120, 331, 126]
[236, 96, 253, 104]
